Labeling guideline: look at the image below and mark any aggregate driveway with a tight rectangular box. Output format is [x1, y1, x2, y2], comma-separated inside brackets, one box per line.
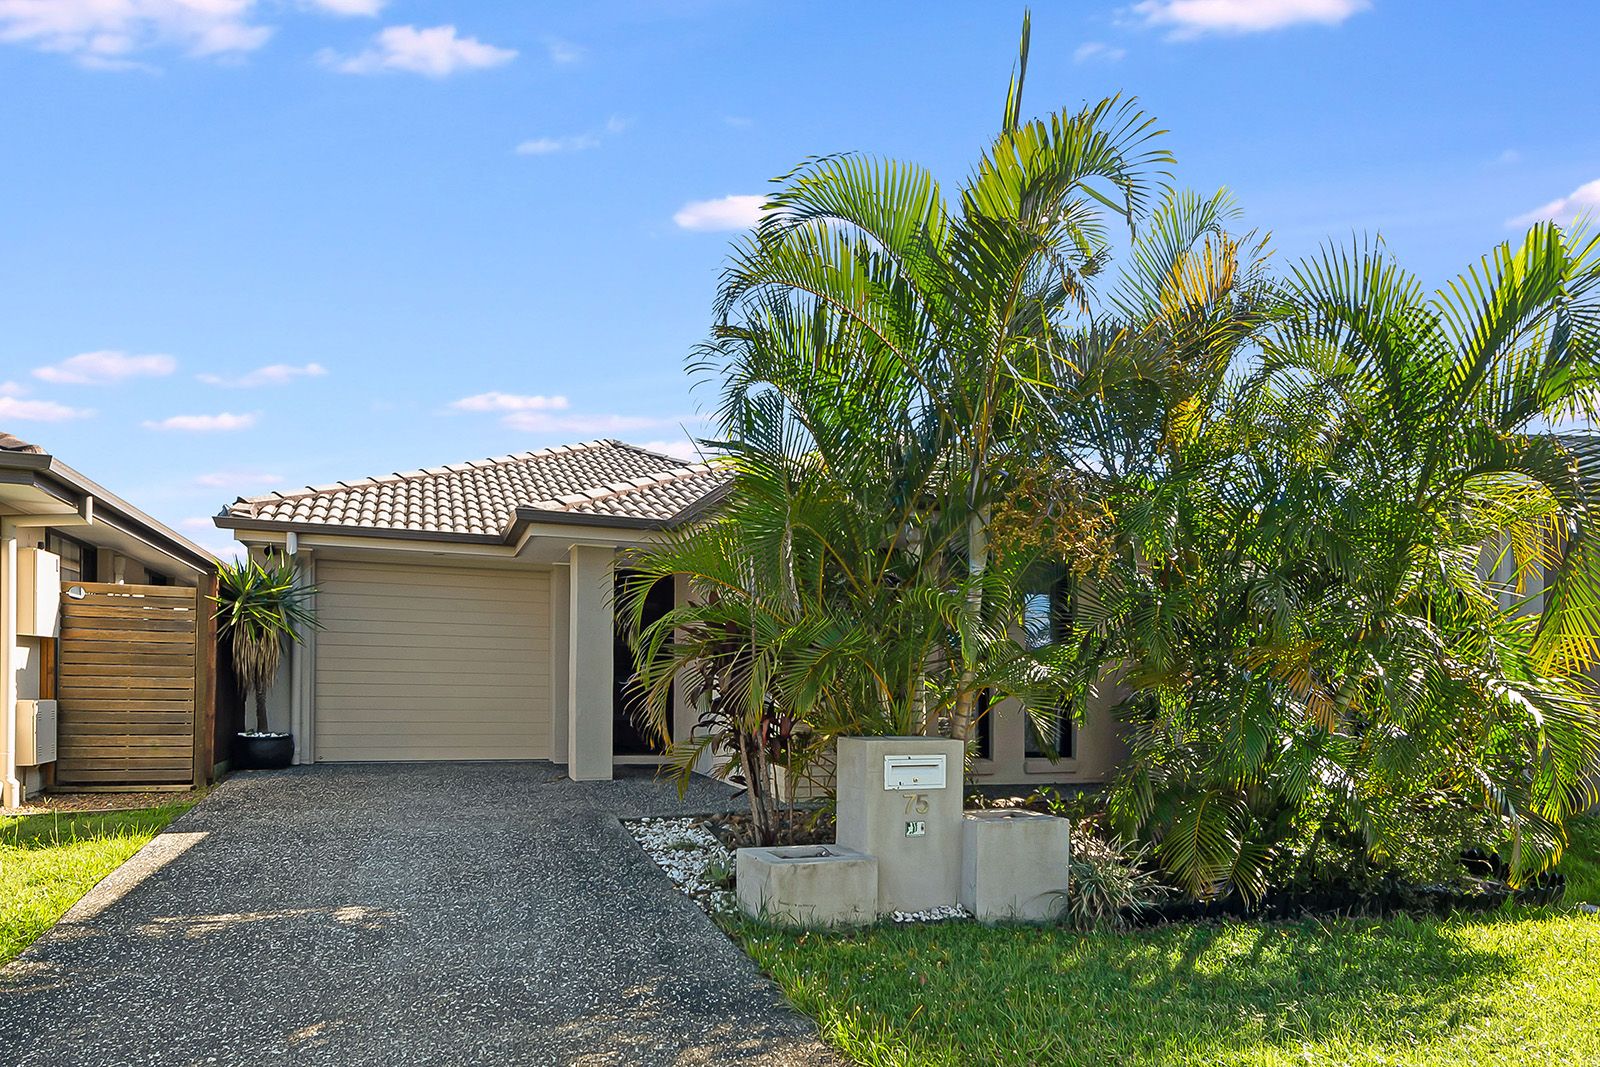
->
[0, 763, 840, 1067]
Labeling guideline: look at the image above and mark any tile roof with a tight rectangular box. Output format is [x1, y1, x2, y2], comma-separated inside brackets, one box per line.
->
[0, 431, 43, 453]
[221, 440, 728, 540]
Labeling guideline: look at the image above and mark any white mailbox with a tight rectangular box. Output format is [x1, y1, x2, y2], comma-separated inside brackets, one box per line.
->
[883, 754, 947, 791]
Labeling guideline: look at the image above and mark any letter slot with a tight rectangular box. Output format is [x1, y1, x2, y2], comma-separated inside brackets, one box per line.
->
[883, 754, 947, 791]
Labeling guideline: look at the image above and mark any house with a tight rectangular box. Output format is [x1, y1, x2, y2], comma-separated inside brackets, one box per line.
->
[1, 432, 221, 806]
[215, 439, 1125, 786]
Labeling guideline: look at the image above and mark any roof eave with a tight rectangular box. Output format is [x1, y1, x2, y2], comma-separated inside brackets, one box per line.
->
[214, 514, 510, 546]
[510, 507, 670, 533]
[0, 449, 216, 570]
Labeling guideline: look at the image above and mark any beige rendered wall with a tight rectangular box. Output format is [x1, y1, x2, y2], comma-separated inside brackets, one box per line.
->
[313, 559, 551, 761]
[969, 671, 1128, 789]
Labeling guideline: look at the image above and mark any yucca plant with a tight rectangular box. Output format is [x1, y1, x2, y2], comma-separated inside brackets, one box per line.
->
[213, 558, 316, 735]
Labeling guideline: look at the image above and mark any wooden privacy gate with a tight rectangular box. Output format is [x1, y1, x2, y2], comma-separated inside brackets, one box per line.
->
[56, 581, 215, 789]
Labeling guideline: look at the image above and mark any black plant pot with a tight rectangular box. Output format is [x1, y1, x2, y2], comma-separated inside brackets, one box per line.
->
[237, 732, 294, 770]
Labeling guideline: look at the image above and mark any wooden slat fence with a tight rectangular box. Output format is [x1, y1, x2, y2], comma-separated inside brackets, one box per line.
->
[56, 581, 205, 787]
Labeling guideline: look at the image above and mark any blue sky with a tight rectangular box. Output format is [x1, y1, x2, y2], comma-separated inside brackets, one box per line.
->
[0, 0, 1595, 556]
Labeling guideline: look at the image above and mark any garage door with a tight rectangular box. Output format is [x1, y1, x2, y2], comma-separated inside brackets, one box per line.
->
[314, 560, 550, 761]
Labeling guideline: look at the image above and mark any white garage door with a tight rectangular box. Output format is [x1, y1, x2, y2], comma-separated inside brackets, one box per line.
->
[314, 560, 550, 761]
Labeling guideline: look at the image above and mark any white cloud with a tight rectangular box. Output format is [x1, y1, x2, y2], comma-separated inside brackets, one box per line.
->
[515, 115, 628, 157]
[0, 380, 21, 396]
[305, 0, 384, 14]
[449, 391, 704, 438]
[724, 115, 754, 129]
[673, 194, 766, 232]
[143, 412, 257, 432]
[1074, 41, 1128, 62]
[0, 0, 273, 67]
[0, 395, 93, 421]
[34, 349, 176, 385]
[194, 470, 283, 488]
[1131, 0, 1370, 37]
[1508, 179, 1600, 228]
[545, 37, 583, 64]
[516, 133, 601, 156]
[319, 23, 515, 77]
[502, 411, 681, 434]
[450, 392, 570, 413]
[631, 437, 702, 462]
[1494, 148, 1521, 166]
[198, 362, 328, 387]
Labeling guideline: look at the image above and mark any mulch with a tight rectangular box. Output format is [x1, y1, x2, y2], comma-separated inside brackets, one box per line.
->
[4, 789, 205, 817]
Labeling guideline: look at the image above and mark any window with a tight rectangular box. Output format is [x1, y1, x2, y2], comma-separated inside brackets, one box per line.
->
[45, 531, 97, 584]
[1025, 706, 1075, 760]
[1023, 578, 1075, 760]
[973, 689, 995, 760]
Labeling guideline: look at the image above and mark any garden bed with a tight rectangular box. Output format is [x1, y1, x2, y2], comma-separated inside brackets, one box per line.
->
[631, 805, 1575, 931]
[628, 815, 971, 924]
[1132, 874, 1565, 926]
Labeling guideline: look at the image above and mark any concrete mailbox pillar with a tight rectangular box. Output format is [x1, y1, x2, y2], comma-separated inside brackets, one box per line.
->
[960, 810, 1072, 922]
[835, 735, 964, 915]
[736, 845, 878, 928]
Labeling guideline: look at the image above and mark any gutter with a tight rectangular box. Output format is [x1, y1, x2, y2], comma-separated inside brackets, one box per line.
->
[212, 514, 508, 546]
[0, 450, 217, 572]
[218, 483, 731, 547]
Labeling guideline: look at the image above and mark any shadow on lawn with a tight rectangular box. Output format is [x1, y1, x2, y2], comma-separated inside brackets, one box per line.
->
[1044, 915, 1518, 1059]
[743, 912, 1530, 1065]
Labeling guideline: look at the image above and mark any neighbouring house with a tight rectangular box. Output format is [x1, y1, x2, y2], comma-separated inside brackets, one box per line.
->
[1, 432, 222, 806]
[214, 439, 1125, 785]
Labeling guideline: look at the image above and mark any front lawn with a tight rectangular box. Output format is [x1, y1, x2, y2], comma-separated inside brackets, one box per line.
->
[0, 802, 195, 964]
[734, 816, 1600, 1067]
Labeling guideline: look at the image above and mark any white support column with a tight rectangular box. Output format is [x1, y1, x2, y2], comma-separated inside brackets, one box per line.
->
[1, 529, 20, 808]
[549, 563, 571, 765]
[567, 544, 614, 781]
[290, 550, 316, 765]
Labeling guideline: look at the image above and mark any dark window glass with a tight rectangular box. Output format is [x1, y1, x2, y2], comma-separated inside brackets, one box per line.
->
[1024, 578, 1075, 759]
[45, 531, 97, 584]
[613, 570, 674, 755]
[973, 689, 994, 759]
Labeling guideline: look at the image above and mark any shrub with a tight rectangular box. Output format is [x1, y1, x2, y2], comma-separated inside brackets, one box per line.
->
[1066, 830, 1168, 931]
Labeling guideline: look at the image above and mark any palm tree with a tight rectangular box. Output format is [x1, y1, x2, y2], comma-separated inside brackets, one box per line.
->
[695, 12, 1172, 744]
[1107, 225, 1600, 897]
[621, 398, 1098, 843]
[214, 558, 316, 735]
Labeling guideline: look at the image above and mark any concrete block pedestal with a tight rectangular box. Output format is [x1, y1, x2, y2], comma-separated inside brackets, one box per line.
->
[735, 845, 878, 928]
[960, 810, 1072, 922]
[835, 735, 965, 914]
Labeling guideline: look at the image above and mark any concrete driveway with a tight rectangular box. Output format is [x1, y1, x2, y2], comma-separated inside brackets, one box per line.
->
[0, 764, 840, 1066]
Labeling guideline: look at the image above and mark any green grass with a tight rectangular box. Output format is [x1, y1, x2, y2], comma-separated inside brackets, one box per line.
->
[732, 816, 1600, 1067]
[1563, 814, 1600, 904]
[0, 803, 194, 964]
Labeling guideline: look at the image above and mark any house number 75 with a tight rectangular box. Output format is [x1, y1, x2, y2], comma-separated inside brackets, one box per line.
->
[903, 793, 930, 815]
